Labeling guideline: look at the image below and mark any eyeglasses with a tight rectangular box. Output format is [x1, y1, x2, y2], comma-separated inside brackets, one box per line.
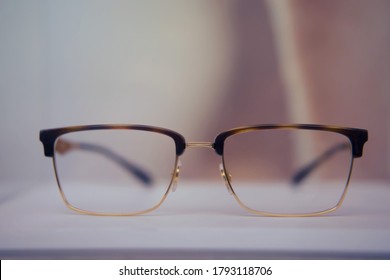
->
[40, 124, 368, 217]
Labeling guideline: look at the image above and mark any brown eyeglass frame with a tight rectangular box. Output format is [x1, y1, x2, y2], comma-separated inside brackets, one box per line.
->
[40, 124, 368, 217]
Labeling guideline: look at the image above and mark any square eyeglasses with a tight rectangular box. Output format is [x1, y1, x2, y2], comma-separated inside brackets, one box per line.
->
[40, 124, 368, 217]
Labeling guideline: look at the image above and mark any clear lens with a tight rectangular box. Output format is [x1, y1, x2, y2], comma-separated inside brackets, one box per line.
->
[53, 129, 177, 214]
[222, 129, 353, 215]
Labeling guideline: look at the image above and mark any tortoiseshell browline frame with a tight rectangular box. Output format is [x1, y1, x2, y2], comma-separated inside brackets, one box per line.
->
[40, 124, 368, 217]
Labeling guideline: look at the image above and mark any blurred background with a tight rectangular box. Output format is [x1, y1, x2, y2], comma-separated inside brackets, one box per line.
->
[0, 0, 389, 186]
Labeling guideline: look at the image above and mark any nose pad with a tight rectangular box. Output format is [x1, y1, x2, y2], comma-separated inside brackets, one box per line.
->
[171, 160, 181, 192]
[219, 163, 233, 195]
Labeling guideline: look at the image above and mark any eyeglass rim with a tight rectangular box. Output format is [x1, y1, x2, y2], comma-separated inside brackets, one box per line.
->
[214, 124, 368, 158]
[40, 123, 368, 158]
[40, 124, 187, 157]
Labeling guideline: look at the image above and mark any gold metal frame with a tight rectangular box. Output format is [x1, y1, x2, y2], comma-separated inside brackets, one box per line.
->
[186, 142, 214, 149]
[40, 124, 368, 217]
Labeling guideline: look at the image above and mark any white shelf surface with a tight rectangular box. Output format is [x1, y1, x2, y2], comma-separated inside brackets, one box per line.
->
[0, 181, 389, 259]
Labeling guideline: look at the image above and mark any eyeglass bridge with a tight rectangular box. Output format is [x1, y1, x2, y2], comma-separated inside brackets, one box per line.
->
[186, 142, 214, 149]
[184, 142, 233, 195]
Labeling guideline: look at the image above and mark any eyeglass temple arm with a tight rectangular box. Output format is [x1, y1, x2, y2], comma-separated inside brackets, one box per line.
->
[56, 139, 153, 186]
[291, 142, 350, 186]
